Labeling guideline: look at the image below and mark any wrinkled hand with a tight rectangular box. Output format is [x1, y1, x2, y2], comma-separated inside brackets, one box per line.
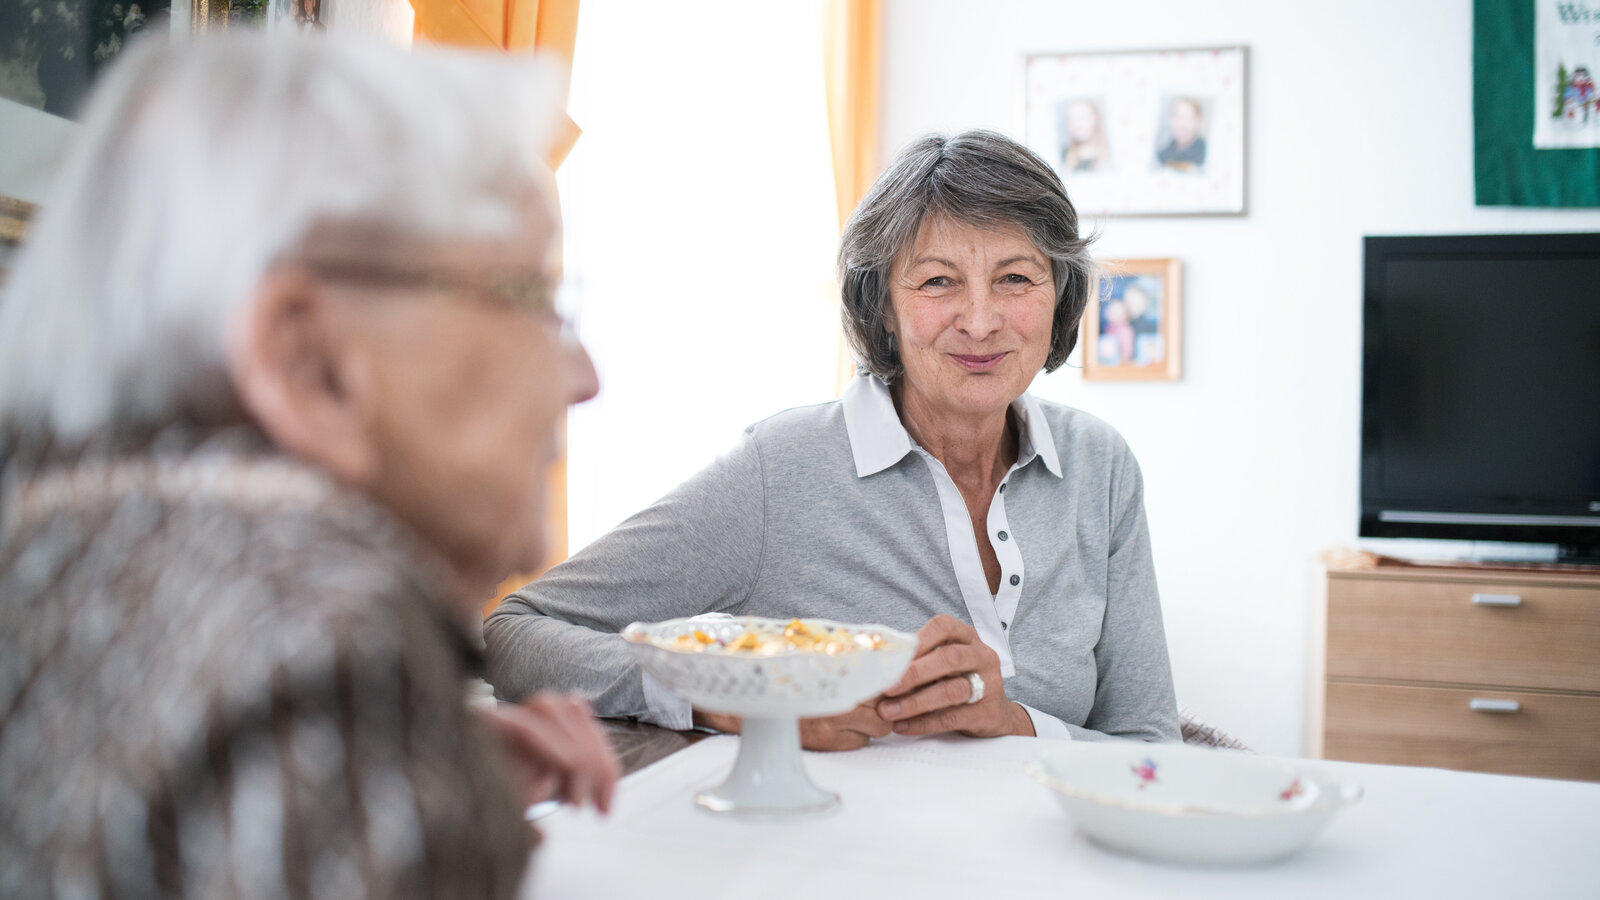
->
[693, 701, 893, 751]
[876, 614, 1034, 738]
[481, 693, 621, 814]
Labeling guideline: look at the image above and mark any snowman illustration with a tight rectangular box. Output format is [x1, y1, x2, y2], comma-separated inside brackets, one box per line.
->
[1563, 66, 1596, 124]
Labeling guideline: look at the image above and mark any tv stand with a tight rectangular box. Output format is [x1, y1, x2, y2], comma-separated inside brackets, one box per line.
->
[1557, 544, 1600, 567]
[1308, 549, 1600, 782]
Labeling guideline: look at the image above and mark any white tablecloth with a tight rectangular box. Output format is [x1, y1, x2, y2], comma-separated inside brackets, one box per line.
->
[525, 734, 1599, 899]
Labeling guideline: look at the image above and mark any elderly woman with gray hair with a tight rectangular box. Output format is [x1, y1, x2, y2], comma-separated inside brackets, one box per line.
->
[0, 34, 619, 897]
[487, 129, 1180, 750]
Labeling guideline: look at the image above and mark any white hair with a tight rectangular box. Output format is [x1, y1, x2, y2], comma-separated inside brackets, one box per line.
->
[0, 32, 564, 442]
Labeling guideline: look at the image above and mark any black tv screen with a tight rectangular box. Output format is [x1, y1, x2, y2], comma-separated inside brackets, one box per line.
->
[1360, 233, 1600, 560]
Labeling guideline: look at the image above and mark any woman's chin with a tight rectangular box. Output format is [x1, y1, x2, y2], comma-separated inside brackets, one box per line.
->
[942, 374, 1029, 414]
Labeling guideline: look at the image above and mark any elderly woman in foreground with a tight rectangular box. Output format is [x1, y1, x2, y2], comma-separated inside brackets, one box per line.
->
[0, 35, 618, 897]
[486, 130, 1180, 749]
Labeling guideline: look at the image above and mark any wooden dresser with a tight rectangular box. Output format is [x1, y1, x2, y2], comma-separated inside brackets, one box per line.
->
[1307, 551, 1600, 782]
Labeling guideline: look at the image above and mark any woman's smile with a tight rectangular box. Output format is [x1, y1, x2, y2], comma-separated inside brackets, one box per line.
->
[950, 351, 1009, 371]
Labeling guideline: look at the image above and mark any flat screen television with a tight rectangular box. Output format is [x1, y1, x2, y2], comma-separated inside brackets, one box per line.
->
[1360, 233, 1600, 564]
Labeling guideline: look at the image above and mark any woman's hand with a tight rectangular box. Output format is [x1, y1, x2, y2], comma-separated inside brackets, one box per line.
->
[480, 693, 622, 814]
[802, 702, 894, 750]
[876, 614, 1034, 738]
[693, 702, 893, 751]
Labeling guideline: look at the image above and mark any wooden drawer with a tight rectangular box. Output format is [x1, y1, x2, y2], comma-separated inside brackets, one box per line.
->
[1324, 681, 1600, 781]
[1326, 575, 1600, 692]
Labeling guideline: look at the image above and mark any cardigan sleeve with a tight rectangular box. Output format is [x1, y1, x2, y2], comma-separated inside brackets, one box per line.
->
[483, 432, 768, 726]
[1079, 441, 1181, 743]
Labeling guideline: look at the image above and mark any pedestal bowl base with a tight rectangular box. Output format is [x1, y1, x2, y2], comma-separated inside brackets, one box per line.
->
[693, 715, 839, 817]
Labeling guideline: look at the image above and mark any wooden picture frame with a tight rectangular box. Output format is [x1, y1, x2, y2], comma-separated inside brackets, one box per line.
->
[0, 197, 36, 246]
[1083, 257, 1182, 381]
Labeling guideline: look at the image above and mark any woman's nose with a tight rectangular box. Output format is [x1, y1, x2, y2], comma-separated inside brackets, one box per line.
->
[956, 287, 1002, 340]
[566, 340, 600, 406]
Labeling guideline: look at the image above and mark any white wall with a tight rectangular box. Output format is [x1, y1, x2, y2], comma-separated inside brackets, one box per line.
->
[880, 0, 1600, 755]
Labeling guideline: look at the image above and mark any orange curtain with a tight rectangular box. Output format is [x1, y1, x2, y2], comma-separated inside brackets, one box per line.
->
[824, 0, 881, 230]
[410, 0, 576, 55]
[824, 0, 881, 393]
[409, 0, 583, 167]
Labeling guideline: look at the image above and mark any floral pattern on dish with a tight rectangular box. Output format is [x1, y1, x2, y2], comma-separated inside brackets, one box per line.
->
[1131, 758, 1158, 789]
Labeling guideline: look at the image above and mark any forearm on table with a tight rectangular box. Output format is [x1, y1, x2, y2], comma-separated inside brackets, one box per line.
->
[484, 594, 703, 728]
[483, 608, 644, 713]
[1017, 698, 1160, 743]
[1009, 699, 1138, 742]
[483, 438, 767, 707]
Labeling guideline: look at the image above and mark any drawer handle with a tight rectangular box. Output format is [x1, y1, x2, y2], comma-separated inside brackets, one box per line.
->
[1470, 593, 1522, 607]
[1469, 698, 1521, 714]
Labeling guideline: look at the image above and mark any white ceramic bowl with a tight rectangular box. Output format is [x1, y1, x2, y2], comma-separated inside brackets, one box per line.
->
[622, 614, 916, 815]
[1027, 741, 1362, 865]
[621, 614, 916, 718]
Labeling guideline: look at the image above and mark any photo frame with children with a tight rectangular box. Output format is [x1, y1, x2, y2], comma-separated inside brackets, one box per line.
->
[1084, 258, 1182, 381]
[1025, 46, 1247, 216]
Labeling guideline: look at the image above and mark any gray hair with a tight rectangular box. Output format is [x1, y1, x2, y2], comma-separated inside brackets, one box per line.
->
[838, 129, 1096, 383]
[0, 33, 564, 442]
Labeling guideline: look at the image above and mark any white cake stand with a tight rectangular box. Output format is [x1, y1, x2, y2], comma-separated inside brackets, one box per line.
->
[623, 615, 915, 817]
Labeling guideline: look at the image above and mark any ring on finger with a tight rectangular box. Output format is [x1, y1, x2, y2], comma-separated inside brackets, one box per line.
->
[965, 672, 985, 705]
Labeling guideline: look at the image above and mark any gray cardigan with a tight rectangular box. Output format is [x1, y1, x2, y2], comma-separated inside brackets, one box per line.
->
[485, 386, 1179, 743]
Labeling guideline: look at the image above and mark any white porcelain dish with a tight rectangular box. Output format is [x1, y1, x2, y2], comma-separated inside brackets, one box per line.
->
[623, 614, 915, 816]
[1027, 741, 1362, 865]
[622, 614, 915, 719]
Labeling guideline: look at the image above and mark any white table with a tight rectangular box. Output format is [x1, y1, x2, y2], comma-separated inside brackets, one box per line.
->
[524, 733, 1599, 899]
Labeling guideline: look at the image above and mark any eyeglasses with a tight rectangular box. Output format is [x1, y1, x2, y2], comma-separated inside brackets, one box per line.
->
[298, 258, 562, 320]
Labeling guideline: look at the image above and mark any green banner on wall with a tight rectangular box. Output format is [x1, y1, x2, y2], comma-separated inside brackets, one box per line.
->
[1475, 0, 1600, 206]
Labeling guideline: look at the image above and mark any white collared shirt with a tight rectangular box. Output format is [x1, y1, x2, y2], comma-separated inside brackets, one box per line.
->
[840, 374, 1071, 740]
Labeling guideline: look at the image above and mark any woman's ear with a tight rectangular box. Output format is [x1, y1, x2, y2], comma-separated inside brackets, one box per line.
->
[227, 267, 379, 485]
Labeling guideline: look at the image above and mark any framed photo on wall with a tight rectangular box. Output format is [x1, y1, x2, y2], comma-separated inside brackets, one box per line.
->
[1084, 258, 1182, 381]
[1025, 46, 1247, 216]
[0, 0, 258, 245]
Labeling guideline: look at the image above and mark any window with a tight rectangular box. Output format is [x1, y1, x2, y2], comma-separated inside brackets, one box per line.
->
[557, 2, 842, 551]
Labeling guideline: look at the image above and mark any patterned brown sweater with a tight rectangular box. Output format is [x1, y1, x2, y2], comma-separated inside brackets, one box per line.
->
[0, 428, 533, 899]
